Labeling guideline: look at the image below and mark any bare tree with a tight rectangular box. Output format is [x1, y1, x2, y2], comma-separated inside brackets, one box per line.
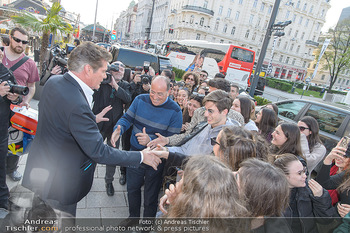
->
[322, 19, 350, 91]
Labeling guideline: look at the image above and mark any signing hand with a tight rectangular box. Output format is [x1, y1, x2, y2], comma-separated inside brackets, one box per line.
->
[159, 181, 182, 215]
[337, 203, 350, 217]
[96, 105, 112, 123]
[141, 147, 162, 170]
[0, 82, 10, 97]
[135, 127, 150, 146]
[308, 179, 323, 197]
[147, 133, 169, 149]
[111, 125, 121, 147]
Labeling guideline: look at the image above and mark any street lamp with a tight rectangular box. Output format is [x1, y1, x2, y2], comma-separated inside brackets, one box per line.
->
[248, 0, 292, 96]
[92, 0, 99, 41]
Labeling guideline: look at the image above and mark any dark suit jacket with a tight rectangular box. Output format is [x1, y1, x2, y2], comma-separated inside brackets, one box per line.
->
[22, 73, 141, 205]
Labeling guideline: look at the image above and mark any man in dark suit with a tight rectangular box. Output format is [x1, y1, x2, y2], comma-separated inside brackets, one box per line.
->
[21, 42, 161, 217]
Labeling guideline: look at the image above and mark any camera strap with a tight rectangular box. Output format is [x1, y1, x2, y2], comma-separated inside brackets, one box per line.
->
[9, 56, 29, 72]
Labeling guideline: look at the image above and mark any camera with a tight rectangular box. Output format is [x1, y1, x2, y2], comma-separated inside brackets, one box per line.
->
[107, 63, 119, 73]
[1, 80, 29, 96]
[50, 45, 69, 74]
[141, 74, 151, 85]
[101, 73, 112, 84]
[0, 46, 4, 51]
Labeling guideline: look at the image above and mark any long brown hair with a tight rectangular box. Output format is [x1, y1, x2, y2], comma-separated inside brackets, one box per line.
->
[299, 116, 323, 152]
[271, 123, 304, 159]
[239, 158, 290, 217]
[167, 155, 248, 218]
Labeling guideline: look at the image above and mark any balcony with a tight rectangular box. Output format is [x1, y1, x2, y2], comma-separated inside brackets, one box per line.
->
[305, 40, 319, 47]
[182, 5, 214, 16]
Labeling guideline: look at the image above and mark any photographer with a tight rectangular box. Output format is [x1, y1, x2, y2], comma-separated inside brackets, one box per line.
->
[130, 69, 152, 100]
[0, 48, 22, 210]
[92, 61, 132, 195]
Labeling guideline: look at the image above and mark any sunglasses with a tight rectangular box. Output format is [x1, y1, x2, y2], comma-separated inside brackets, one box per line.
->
[12, 36, 29, 44]
[299, 126, 309, 132]
[210, 137, 220, 146]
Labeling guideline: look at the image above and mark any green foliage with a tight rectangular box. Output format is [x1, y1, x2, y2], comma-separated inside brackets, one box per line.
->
[254, 96, 271, 106]
[172, 67, 186, 81]
[281, 83, 292, 92]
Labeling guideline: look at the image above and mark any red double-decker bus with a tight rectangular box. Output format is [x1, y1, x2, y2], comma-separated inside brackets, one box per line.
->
[163, 40, 255, 89]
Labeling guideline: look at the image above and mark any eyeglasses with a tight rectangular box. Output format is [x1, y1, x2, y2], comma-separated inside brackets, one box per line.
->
[12, 36, 29, 45]
[299, 126, 309, 132]
[210, 137, 220, 146]
[186, 78, 195, 81]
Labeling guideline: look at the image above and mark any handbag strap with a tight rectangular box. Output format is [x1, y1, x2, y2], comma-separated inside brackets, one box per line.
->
[9, 56, 29, 72]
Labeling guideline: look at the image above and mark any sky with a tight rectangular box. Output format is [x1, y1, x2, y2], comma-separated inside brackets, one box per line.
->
[55, 0, 349, 31]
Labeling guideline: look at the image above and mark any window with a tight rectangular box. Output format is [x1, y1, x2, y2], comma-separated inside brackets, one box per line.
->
[196, 33, 201, 40]
[231, 26, 236, 35]
[219, 6, 223, 15]
[285, 10, 290, 19]
[312, 35, 316, 41]
[288, 28, 292, 36]
[286, 57, 290, 64]
[256, 17, 261, 26]
[321, 75, 325, 80]
[223, 24, 227, 33]
[260, 3, 265, 12]
[249, 14, 254, 24]
[313, 64, 316, 69]
[252, 32, 257, 40]
[200, 17, 204, 26]
[292, 58, 296, 65]
[321, 9, 325, 17]
[294, 30, 299, 38]
[303, 61, 307, 68]
[347, 80, 349, 85]
[292, 14, 297, 22]
[245, 29, 250, 38]
[277, 38, 281, 47]
[239, 0, 243, 4]
[204, 0, 208, 8]
[227, 8, 232, 18]
[260, 34, 264, 42]
[316, 23, 321, 30]
[290, 43, 294, 51]
[220, 39, 224, 43]
[309, 5, 313, 14]
[284, 42, 288, 49]
[299, 16, 303, 25]
[268, 5, 272, 14]
[235, 11, 240, 20]
[296, 0, 300, 8]
[305, 105, 347, 135]
[338, 79, 342, 84]
[305, 19, 309, 27]
[253, 0, 258, 8]
[303, 3, 307, 11]
[279, 55, 284, 62]
[215, 21, 219, 30]
[296, 45, 300, 53]
[190, 15, 194, 24]
[276, 101, 306, 120]
[301, 32, 305, 40]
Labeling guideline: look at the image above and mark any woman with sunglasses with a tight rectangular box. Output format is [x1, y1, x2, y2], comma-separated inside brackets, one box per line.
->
[298, 116, 326, 178]
[182, 72, 199, 93]
[316, 140, 350, 217]
[273, 153, 336, 232]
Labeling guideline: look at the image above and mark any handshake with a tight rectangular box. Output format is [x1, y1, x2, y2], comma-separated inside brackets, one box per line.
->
[110, 125, 170, 171]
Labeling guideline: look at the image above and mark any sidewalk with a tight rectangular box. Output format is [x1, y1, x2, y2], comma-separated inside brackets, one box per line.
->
[8, 98, 131, 219]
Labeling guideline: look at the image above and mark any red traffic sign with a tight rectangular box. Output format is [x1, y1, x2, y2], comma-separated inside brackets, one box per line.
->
[144, 40, 148, 44]
[112, 30, 116, 35]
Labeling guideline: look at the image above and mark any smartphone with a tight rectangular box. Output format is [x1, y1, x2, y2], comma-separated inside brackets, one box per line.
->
[340, 136, 350, 158]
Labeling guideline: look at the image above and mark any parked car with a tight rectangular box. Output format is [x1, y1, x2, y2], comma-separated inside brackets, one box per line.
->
[271, 99, 350, 154]
[110, 45, 172, 75]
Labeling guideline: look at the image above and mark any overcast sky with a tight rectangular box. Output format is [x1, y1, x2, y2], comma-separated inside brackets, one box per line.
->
[57, 0, 349, 32]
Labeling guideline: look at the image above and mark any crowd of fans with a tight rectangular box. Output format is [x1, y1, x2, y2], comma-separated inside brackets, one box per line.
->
[87, 57, 350, 232]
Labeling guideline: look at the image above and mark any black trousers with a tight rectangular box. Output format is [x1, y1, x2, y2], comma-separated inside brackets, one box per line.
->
[0, 130, 9, 209]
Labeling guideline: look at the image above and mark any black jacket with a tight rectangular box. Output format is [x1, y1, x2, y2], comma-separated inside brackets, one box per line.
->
[92, 80, 131, 136]
[283, 185, 337, 233]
